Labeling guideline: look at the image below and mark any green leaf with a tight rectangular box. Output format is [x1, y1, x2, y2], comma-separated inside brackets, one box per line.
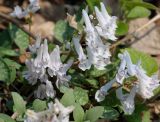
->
[74, 87, 89, 105]
[3, 58, 21, 69]
[0, 58, 10, 82]
[9, 68, 16, 84]
[85, 79, 98, 88]
[0, 47, 18, 57]
[124, 1, 157, 10]
[73, 104, 85, 122]
[0, 114, 15, 122]
[142, 111, 151, 122]
[86, 0, 100, 11]
[3, 58, 21, 84]
[102, 106, 119, 120]
[0, 118, 4, 122]
[100, 92, 120, 107]
[85, 106, 104, 122]
[60, 89, 75, 107]
[89, 67, 106, 78]
[33, 99, 47, 112]
[127, 6, 151, 19]
[0, 30, 12, 48]
[116, 21, 129, 36]
[11, 92, 26, 115]
[54, 20, 74, 42]
[122, 48, 158, 76]
[9, 24, 29, 52]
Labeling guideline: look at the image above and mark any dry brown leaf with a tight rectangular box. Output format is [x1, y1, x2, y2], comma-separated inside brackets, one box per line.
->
[66, 13, 77, 29]
[24, 14, 55, 41]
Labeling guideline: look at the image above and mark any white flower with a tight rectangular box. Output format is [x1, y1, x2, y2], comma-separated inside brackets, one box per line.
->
[33, 44, 43, 73]
[35, 84, 47, 99]
[10, 0, 40, 19]
[54, 99, 74, 122]
[124, 51, 136, 76]
[25, 99, 74, 122]
[82, 9, 94, 35]
[82, 9, 111, 70]
[95, 78, 116, 102]
[25, 110, 39, 122]
[116, 53, 127, 84]
[94, 2, 117, 41]
[23, 59, 39, 85]
[73, 36, 91, 71]
[10, 6, 28, 19]
[116, 85, 138, 115]
[42, 39, 50, 68]
[34, 80, 55, 99]
[87, 45, 111, 70]
[135, 65, 160, 99]
[48, 45, 73, 88]
[45, 80, 55, 98]
[56, 60, 73, 88]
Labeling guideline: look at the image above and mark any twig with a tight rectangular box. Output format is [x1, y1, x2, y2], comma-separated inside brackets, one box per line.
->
[0, 12, 36, 40]
[110, 14, 160, 49]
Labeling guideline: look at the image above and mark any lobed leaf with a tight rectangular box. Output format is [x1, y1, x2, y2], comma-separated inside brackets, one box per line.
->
[73, 104, 85, 122]
[11, 92, 26, 115]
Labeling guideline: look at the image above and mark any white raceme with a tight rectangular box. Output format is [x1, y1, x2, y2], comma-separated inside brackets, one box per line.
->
[95, 2, 117, 41]
[24, 39, 72, 99]
[75, 8, 112, 71]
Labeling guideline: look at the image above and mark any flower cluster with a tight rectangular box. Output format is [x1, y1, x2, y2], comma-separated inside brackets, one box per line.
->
[10, 0, 40, 19]
[25, 99, 74, 122]
[73, 2, 117, 71]
[95, 51, 160, 114]
[24, 37, 73, 99]
[19, 1, 160, 117]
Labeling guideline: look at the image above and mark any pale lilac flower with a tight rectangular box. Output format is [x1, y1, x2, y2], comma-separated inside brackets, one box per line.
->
[124, 51, 136, 76]
[135, 65, 160, 99]
[35, 84, 47, 99]
[45, 80, 55, 98]
[95, 78, 116, 102]
[33, 44, 43, 73]
[73, 36, 91, 71]
[82, 9, 111, 70]
[10, 6, 28, 19]
[25, 110, 39, 122]
[48, 45, 73, 88]
[42, 39, 50, 68]
[95, 2, 117, 41]
[23, 59, 39, 85]
[116, 53, 127, 84]
[116, 86, 138, 115]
